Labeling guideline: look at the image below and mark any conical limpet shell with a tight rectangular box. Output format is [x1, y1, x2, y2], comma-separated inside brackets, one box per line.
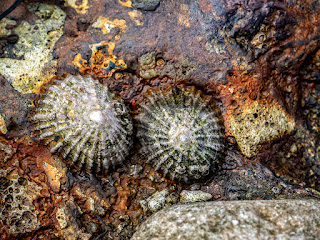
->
[32, 74, 133, 173]
[135, 86, 225, 183]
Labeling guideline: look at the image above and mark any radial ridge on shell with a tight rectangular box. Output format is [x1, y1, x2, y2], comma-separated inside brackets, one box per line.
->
[135, 86, 225, 183]
[32, 74, 133, 173]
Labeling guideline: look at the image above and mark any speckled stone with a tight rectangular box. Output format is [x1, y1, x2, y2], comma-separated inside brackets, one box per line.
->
[131, 199, 320, 240]
[179, 190, 212, 203]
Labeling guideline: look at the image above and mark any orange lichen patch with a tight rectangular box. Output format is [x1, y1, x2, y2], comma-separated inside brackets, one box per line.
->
[178, 4, 191, 28]
[119, 0, 132, 8]
[72, 53, 87, 70]
[93, 16, 127, 35]
[64, 0, 89, 14]
[128, 10, 144, 26]
[72, 41, 127, 78]
[0, 114, 7, 134]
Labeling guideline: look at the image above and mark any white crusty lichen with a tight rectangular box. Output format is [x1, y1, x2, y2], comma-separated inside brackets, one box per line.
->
[32, 74, 133, 173]
[135, 86, 225, 183]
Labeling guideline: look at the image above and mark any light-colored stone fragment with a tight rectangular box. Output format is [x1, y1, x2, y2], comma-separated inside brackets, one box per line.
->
[132, 199, 320, 240]
[140, 189, 169, 212]
[43, 159, 66, 193]
[140, 189, 179, 212]
[56, 207, 68, 229]
[56, 200, 92, 240]
[179, 190, 212, 203]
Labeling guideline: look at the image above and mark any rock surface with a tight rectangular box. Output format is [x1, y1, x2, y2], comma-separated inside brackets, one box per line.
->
[0, 0, 319, 239]
[131, 199, 320, 240]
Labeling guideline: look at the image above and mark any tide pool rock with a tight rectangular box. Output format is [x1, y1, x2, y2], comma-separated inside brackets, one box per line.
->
[131, 199, 320, 240]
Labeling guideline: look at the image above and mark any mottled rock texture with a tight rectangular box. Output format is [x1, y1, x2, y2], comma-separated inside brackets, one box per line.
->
[131, 199, 320, 240]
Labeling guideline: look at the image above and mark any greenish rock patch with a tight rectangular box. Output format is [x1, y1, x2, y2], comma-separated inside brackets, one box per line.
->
[229, 101, 295, 157]
[0, 3, 66, 94]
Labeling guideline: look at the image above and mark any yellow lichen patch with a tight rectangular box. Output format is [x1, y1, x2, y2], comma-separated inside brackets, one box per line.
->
[128, 10, 144, 26]
[119, 0, 132, 8]
[73, 41, 127, 77]
[0, 3, 66, 94]
[228, 101, 295, 157]
[0, 114, 7, 134]
[64, 0, 89, 14]
[72, 53, 87, 69]
[93, 16, 127, 35]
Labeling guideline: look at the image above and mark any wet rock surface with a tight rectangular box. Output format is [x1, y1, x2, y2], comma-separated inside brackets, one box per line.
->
[131, 199, 320, 240]
[132, 0, 160, 11]
[0, 0, 319, 239]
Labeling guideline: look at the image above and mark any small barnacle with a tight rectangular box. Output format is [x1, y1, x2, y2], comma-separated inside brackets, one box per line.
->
[135, 86, 225, 183]
[32, 74, 133, 173]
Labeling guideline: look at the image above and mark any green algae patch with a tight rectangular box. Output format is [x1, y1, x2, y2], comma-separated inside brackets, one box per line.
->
[0, 3, 66, 94]
[229, 101, 295, 157]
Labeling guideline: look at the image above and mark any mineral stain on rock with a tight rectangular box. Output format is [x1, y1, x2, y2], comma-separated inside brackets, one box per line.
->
[32, 74, 133, 174]
[135, 85, 225, 183]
